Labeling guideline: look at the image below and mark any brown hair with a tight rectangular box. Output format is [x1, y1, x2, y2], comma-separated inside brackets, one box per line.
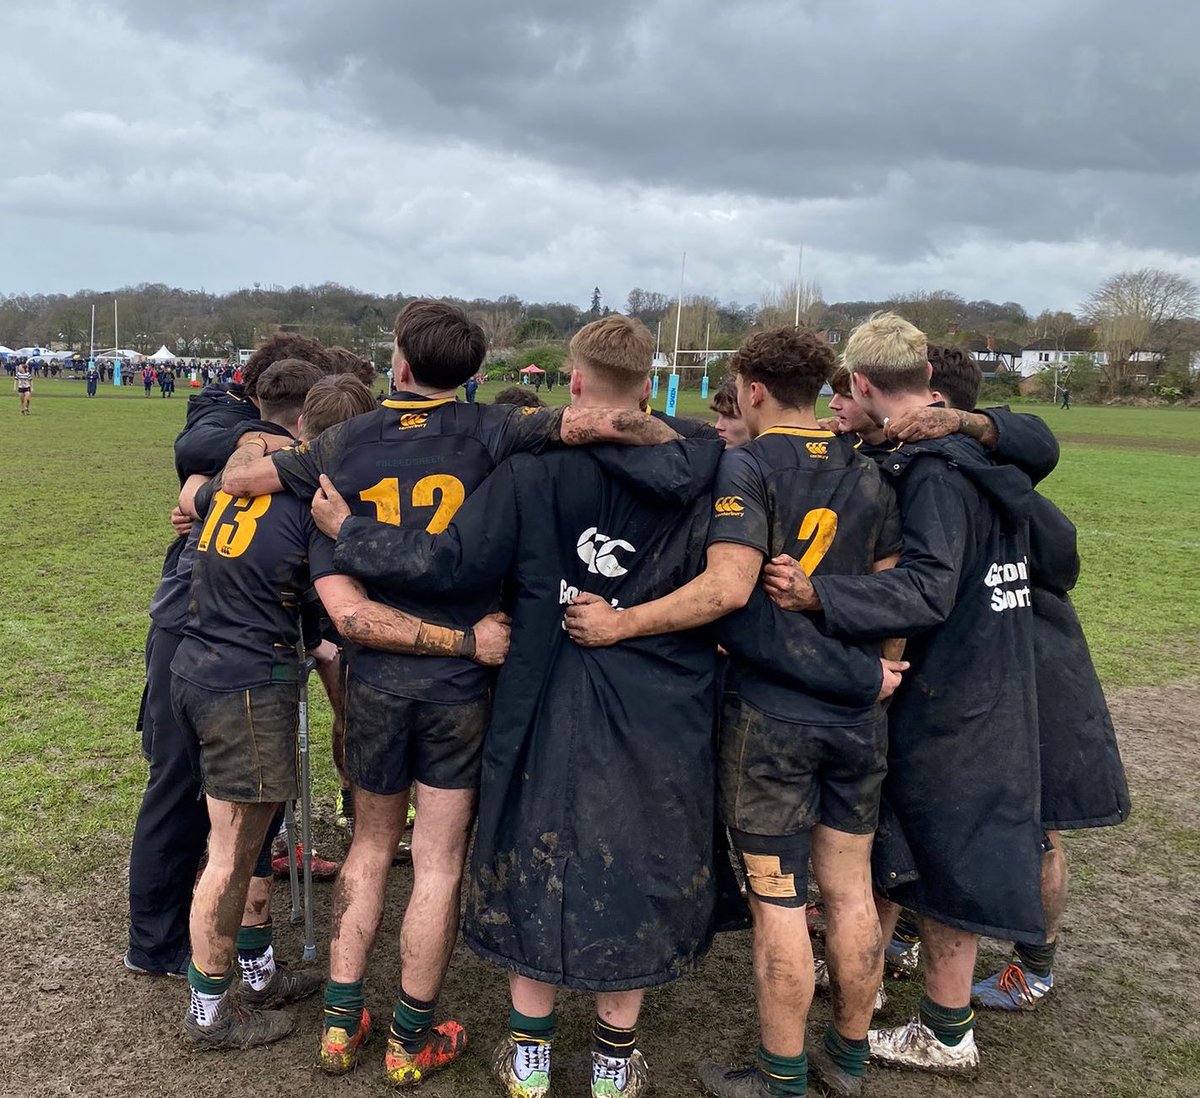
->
[301, 374, 377, 439]
[326, 346, 377, 388]
[491, 386, 546, 408]
[728, 326, 835, 409]
[927, 344, 982, 411]
[394, 300, 487, 390]
[569, 315, 654, 385]
[243, 333, 335, 398]
[828, 364, 853, 398]
[709, 376, 740, 416]
[255, 359, 326, 422]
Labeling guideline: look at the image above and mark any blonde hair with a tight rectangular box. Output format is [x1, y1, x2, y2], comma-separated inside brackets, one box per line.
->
[842, 311, 929, 393]
[569, 316, 654, 389]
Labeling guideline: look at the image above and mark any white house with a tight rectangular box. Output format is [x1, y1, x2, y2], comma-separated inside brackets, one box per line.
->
[1018, 337, 1107, 378]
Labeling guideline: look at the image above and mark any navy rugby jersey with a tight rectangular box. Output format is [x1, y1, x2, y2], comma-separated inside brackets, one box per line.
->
[171, 483, 337, 691]
[271, 393, 564, 703]
[709, 427, 901, 722]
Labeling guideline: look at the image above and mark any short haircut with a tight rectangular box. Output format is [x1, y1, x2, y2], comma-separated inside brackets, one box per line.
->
[256, 359, 326, 422]
[828, 364, 853, 398]
[709, 376, 740, 417]
[301, 374, 377, 438]
[727, 326, 835, 409]
[243, 333, 335, 398]
[492, 386, 546, 408]
[394, 300, 487, 390]
[569, 315, 654, 387]
[326, 346, 377, 388]
[842, 312, 929, 394]
[927, 344, 982, 411]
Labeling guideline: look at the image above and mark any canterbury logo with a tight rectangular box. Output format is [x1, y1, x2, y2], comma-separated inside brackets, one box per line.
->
[520, 407, 539, 416]
[576, 526, 637, 578]
[398, 413, 429, 430]
[806, 442, 829, 459]
[713, 496, 745, 516]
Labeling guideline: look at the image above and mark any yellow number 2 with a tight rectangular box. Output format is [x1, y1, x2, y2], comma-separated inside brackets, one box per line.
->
[196, 491, 272, 558]
[359, 475, 467, 533]
[796, 507, 838, 574]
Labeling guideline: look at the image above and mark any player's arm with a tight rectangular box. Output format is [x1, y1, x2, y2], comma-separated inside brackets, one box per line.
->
[313, 574, 510, 666]
[487, 405, 680, 463]
[218, 431, 292, 496]
[565, 541, 762, 646]
[316, 460, 522, 595]
[178, 474, 211, 520]
[882, 406, 999, 449]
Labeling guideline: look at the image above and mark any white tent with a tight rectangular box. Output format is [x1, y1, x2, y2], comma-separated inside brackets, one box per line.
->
[0, 346, 14, 356]
[149, 345, 177, 362]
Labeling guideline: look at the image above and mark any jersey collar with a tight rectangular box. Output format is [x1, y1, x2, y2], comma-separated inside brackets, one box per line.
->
[756, 425, 836, 439]
[382, 391, 457, 411]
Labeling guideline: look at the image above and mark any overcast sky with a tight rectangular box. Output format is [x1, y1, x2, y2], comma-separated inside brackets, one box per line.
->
[3, 0, 1198, 314]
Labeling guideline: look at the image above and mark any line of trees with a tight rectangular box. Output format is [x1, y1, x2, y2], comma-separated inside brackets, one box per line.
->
[3, 270, 1195, 395]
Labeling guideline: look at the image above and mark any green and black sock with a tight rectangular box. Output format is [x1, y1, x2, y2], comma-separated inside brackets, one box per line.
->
[392, 988, 437, 1053]
[757, 1047, 808, 1096]
[1015, 939, 1057, 978]
[325, 978, 365, 1036]
[593, 1017, 636, 1061]
[511, 1007, 557, 1048]
[918, 996, 974, 1047]
[236, 920, 275, 990]
[187, 961, 234, 1027]
[823, 1024, 869, 1078]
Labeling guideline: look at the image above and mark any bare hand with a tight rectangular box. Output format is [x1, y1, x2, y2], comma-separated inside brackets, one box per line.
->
[310, 639, 340, 666]
[877, 658, 910, 701]
[312, 474, 352, 539]
[816, 415, 842, 434]
[563, 592, 626, 647]
[170, 506, 194, 539]
[883, 407, 960, 442]
[761, 555, 819, 611]
[472, 612, 512, 666]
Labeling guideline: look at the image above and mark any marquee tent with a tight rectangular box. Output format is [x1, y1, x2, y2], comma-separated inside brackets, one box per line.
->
[149, 345, 177, 362]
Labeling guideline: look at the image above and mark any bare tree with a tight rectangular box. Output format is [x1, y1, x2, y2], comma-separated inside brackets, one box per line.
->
[755, 280, 824, 330]
[1082, 268, 1200, 388]
[1027, 310, 1079, 349]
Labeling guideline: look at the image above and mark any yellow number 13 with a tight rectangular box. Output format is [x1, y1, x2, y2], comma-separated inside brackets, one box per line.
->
[359, 475, 466, 533]
[795, 507, 838, 574]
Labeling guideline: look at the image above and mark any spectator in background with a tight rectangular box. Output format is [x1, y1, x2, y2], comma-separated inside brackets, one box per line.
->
[87, 361, 99, 397]
[464, 376, 479, 403]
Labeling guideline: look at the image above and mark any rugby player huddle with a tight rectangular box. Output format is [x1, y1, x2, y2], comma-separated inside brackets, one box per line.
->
[129, 301, 1128, 1098]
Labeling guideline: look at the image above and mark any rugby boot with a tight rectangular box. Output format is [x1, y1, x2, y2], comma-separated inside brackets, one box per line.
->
[696, 1062, 775, 1098]
[240, 961, 322, 1008]
[807, 1042, 866, 1098]
[972, 960, 1053, 1011]
[383, 1019, 467, 1086]
[592, 1049, 649, 1098]
[868, 1018, 978, 1078]
[814, 960, 887, 1012]
[491, 1036, 552, 1098]
[319, 1008, 372, 1075]
[884, 937, 920, 979]
[272, 843, 341, 881]
[182, 994, 294, 1051]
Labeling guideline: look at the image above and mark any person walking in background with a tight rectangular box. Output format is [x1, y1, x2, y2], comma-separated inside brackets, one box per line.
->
[15, 362, 33, 414]
[1060, 386, 1070, 410]
[86, 361, 99, 397]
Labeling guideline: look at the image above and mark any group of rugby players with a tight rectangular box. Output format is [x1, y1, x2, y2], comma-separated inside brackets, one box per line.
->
[127, 300, 1128, 1098]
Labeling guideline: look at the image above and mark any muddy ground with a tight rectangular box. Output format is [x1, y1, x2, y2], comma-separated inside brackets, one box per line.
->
[4, 684, 1198, 1098]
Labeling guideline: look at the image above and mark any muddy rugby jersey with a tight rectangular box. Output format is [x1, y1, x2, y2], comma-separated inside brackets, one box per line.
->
[271, 393, 565, 703]
[708, 427, 901, 722]
[171, 482, 337, 691]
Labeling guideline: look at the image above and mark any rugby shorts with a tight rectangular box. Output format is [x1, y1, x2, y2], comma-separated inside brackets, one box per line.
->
[343, 672, 489, 795]
[171, 676, 299, 803]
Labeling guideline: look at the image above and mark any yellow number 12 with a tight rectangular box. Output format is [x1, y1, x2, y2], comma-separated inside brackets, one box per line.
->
[358, 475, 466, 533]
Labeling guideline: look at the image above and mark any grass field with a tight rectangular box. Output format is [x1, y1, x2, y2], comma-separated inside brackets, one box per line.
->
[2, 377, 1199, 1097]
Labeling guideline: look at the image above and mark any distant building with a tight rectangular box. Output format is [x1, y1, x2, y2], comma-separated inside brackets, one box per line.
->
[1018, 332, 1107, 378]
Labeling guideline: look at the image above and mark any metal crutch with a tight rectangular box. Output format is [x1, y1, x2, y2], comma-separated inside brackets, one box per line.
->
[284, 800, 302, 925]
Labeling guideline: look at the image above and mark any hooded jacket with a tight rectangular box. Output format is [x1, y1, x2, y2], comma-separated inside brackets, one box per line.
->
[984, 408, 1130, 830]
[810, 433, 1046, 942]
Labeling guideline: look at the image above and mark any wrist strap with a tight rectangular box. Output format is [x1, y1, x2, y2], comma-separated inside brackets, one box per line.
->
[460, 627, 477, 661]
